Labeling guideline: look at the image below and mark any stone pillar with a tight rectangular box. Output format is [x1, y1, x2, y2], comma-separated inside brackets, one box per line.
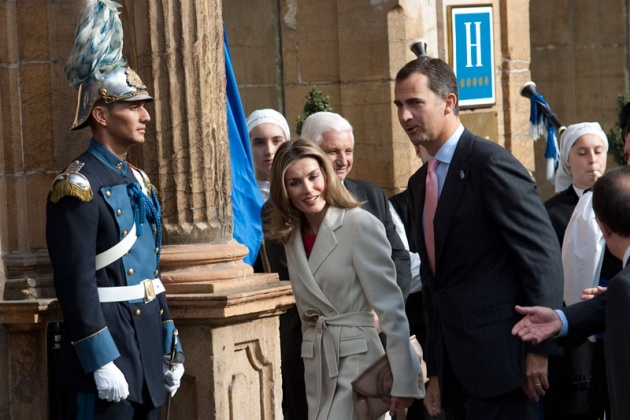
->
[117, 0, 296, 417]
[0, 0, 293, 419]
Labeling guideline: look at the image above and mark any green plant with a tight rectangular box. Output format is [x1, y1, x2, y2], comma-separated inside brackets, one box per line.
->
[295, 87, 334, 135]
[608, 92, 630, 165]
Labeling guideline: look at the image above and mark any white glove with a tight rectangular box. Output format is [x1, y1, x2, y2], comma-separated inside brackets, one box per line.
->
[163, 361, 185, 397]
[93, 361, 129, 402]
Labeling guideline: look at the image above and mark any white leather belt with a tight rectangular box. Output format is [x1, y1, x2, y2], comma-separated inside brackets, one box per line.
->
[95, 223, 137, 271]
[97, 279, 165, 303]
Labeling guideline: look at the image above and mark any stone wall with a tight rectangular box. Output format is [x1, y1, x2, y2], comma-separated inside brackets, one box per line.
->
[529, 0, 629, 199]
[225, 0, 536, 194]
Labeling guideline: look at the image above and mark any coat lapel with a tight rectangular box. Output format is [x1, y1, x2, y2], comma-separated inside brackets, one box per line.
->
[308, 206, 343, 275]
[413, 165, 428, 259]
[287, 222, 335, 312]
[433, 130, 473, 268]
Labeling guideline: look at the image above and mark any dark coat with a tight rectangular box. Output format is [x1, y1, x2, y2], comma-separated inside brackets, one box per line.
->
[604, 263, 630, 419]
[46, 140, 178, 408]
[407, 129, 564, 399]
[545, 185, 579, 245]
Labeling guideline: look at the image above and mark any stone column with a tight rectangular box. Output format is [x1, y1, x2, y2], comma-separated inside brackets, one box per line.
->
[123, 1, 295, 417]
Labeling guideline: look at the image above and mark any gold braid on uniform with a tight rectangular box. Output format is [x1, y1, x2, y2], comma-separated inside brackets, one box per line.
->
[49, 160, 93, 203]
[128, 163, 157, 197]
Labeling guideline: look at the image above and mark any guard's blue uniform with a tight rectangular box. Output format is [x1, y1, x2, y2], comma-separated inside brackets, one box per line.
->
[46, 139, 181, 413]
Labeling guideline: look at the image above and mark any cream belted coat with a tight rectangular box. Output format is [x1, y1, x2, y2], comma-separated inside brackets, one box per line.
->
[285, 206, 422, 420]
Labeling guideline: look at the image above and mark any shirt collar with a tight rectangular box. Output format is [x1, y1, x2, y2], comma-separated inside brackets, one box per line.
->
[572, 184, 586, 197]
[87, 138, 129, 178]
[433, 123, 464, 164]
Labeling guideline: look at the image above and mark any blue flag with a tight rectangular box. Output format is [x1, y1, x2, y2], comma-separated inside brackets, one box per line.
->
[224, 28, 264, 266]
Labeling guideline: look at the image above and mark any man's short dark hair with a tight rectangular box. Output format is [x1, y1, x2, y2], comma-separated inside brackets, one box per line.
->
[395, 56, 460, 115]
[593, 165, 630, 237]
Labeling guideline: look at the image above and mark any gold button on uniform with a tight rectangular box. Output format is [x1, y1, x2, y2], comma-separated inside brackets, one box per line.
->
[106, 191, 111, 197]
[155, 247, 160, 254]
[128, 268, 134, 276]
[122, 230, 128, 237]
[159, 309, 164, 315]
[117, 209, 122, 216]
[116, 163, 123, 170]
[135, 309, 141, 316]
[154, 270, 159, 277]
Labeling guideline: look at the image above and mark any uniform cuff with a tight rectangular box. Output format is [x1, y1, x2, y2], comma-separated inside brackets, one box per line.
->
[163, 320, 183, 355]
[74, 327, 120, 373]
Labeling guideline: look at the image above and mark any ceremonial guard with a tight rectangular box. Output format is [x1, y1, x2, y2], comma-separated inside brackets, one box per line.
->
[46, 1, 184, 418]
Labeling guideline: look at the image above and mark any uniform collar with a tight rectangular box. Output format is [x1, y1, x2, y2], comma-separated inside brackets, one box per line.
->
[87, 138, 129, 178]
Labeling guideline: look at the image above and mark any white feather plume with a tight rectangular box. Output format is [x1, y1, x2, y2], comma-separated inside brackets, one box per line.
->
[65, 0, 127, 87]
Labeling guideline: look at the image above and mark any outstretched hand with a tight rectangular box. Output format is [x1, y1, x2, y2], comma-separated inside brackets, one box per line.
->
[511, 305, 562, 345]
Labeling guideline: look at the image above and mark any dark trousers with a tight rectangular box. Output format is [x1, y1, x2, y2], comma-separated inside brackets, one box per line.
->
[544, 339, 609, 420]
[406, 291, 435, 420]
[62, 389, 162, 420]
[442, 352, 537, 420]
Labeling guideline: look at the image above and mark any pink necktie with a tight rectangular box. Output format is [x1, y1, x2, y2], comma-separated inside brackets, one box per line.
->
[424, 158, 439, 274]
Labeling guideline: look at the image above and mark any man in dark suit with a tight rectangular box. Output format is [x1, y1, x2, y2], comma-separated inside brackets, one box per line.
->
[394, 56, 563, 419]
[513, 165, 630, 418]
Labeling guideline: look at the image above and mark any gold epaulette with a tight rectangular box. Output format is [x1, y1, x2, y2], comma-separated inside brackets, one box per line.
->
[49, 160, 93, 203]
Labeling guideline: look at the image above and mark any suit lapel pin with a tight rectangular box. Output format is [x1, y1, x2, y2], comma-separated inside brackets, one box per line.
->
[459, 170, 465, 179]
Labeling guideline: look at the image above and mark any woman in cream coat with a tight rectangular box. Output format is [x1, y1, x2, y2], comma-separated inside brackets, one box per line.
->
[266, 138, 422, 420]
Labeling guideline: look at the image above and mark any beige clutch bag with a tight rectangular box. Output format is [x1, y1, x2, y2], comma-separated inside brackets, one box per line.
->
[351, 335, 426, 420]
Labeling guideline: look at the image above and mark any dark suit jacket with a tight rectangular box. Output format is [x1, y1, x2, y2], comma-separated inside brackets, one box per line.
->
[545, 185, 579, 245]
[407, 129, 564, 399]
[389, 190, 415, 252]
[390, 190, 426, 330]
[345, 178, 412, 300]
[562, 291, 606, 340]
[604, 263, 630, 419]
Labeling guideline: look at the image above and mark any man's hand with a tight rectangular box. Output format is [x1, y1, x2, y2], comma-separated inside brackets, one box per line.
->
[423, 376, 444, 417]
[581, 286, 607, 301]
[389, 396, 414, 417]
[94, 361, 129, 402]
[521, 353, 548, 401]
[163, 361, 185, 397]
[511, 305, 562, 345]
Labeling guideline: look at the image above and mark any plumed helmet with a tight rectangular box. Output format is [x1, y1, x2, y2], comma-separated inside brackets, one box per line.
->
[65, 0, 153, 130]
[70, 66, 153, 130]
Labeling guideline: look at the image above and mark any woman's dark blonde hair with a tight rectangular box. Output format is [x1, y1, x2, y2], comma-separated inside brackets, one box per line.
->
[265, 138, 361, 243]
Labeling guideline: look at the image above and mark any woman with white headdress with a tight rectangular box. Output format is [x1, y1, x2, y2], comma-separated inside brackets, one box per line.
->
[246, 109, 291, 200]
[543, 122, 619, 420]
[545, 122, 608, 243]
